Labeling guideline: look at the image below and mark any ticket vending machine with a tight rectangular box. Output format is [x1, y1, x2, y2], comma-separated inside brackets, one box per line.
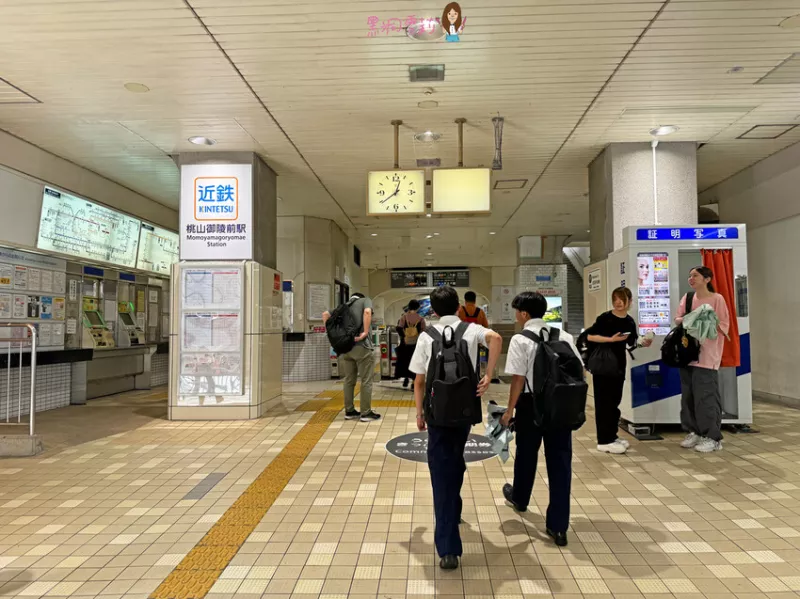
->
[117, 311, 146, 347]
[584, 224, 752, 437]
[82, 310, 115, 349]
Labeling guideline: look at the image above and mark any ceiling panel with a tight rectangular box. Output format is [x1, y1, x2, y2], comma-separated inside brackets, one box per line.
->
[0, 0, 799, 265]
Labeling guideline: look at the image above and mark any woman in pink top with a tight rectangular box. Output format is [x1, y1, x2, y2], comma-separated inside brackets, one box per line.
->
[675, 266, 730, 454]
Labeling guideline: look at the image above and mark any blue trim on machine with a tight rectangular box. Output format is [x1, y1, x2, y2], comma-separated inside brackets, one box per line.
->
[630, 333, 751, 408]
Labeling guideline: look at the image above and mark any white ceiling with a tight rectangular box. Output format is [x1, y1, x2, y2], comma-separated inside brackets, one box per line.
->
[1, 0, 800, 268]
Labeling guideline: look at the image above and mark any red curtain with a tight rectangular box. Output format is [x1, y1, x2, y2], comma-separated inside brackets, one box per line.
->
[701, 249, 740, 368]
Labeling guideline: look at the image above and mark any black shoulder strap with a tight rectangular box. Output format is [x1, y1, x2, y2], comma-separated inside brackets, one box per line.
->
[426, 326, 442, 343]
[549, 327, 561, 341]
[687, 292, 695, 312]
[520, 330, 541, 344]
[453, 321, 470, 343]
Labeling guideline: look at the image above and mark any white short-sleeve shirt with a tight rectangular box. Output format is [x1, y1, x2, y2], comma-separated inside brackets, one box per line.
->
[409, 315, 488, 375]
[505, 319, 583, 388]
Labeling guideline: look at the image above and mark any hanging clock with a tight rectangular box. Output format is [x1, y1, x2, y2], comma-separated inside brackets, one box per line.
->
[367, 170, 426, 216]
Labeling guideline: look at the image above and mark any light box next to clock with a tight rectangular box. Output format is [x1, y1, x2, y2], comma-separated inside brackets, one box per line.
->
[432, 168, 491, 214]
[367, 170, 426, 216]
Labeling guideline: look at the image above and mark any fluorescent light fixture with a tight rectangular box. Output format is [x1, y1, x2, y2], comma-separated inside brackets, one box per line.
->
[489, 231, 496, 235]
[188, 136, 216, 146]
[433, 232, 440, 236]
[650, 125, 679, 137]
[370, 233, 378, 237]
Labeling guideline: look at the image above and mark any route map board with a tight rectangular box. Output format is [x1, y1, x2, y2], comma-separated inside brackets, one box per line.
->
[37, 187, 140, 268]
[137, 223, 179, 275]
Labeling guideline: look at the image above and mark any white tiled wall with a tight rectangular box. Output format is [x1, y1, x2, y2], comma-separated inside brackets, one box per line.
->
[0, 364, 70, 420]
[151, 353, 169, 387]
[283, 334, 331, 382]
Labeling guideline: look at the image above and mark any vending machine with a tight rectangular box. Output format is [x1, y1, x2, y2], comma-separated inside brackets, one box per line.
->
[584, 225, 752, 436]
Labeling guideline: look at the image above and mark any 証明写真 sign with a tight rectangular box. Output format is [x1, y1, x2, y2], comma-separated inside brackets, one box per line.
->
[636, 227, 739, 241]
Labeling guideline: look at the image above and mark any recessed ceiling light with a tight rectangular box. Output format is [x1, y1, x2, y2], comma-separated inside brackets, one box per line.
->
[370, 233, 378, 237]
[124, 82, 150, 93]
[407, 22, 446, 42]
[427, 252, 433, 256]
[426, 213, 432, 218]
[780, 14, 800, 29]
[418, 100, 439, 109]
[489, 231, 496, 235]
[650, 125, 679, 137]
[426, 234, 433, 239]
[414, 131, 441, 142]
[188, 136, 216, 146]
[433, 232, 440, 236]
[586, 229, 591, 233]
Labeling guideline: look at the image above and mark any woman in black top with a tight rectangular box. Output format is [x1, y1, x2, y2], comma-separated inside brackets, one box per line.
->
[586, 287, 651, 454]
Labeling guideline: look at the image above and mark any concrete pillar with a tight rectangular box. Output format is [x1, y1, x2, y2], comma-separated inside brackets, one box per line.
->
[169, 152, 282, 420]
[589, 142, 698, 261]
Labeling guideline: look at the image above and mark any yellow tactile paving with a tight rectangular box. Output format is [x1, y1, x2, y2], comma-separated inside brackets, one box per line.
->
[149, 402, 342, 599]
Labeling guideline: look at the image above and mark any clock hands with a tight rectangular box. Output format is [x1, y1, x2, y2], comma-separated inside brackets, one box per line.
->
[380, 181, 402, 204]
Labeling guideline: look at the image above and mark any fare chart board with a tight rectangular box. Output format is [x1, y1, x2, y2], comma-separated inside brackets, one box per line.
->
[137, 223, 180, 275]
[37, 187, 140, 268]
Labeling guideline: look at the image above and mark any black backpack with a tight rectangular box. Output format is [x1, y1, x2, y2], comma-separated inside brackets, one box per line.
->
[661, 292, 701, 368]
[520, 328, 587, 431]
[424, 322, 481, 427]
[326, 297, 360, 356]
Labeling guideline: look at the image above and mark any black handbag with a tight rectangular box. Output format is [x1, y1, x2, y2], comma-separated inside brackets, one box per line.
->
[586, 345, 623, 377]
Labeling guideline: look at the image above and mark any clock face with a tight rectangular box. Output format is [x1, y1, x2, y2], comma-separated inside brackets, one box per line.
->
[367, 170, 426, 216]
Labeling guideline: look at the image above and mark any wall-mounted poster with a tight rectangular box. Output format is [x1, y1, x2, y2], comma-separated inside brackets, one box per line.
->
[0, 293, 11, 319]
[12, 295, 26, 319]
[544, 297, 563, 330]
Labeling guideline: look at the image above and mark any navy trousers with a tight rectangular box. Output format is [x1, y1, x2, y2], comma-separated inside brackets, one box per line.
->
[512, 397, 573, 533]
[427, 424, 470, 557]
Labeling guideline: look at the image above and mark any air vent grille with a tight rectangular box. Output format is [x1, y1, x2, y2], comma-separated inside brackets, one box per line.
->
[409, 64, 445, 82]
[417, 158, 441, 167]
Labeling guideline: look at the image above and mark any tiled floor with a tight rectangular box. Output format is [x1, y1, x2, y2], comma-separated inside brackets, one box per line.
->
[2, 381, 800, 599]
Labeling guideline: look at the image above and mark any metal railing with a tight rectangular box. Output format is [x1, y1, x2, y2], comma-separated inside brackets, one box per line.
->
[0, 323, 37, 436]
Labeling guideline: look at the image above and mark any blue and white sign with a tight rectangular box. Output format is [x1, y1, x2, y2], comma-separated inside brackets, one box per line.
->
[636, 227, 739, 241]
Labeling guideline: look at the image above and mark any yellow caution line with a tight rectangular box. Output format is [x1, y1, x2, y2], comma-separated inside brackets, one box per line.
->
[149, 400, 342, 599]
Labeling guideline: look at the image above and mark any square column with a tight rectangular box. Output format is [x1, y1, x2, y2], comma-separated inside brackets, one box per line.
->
[168, 152, 283, 420]
[589, 142, 698, 261]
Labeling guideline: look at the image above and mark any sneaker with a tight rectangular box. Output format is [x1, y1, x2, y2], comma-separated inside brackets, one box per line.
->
[597, 442, 627, 454]
[616, 438, 630, 449]
[694, 437, 722, 453]
[344, 410, 360, 420]
[360, 411, 381, 422]
[680, 432, 701, 449]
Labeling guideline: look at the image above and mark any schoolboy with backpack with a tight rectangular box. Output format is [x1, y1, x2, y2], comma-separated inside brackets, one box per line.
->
[499, 291, 586, 547]
[408, 286, 503, 571]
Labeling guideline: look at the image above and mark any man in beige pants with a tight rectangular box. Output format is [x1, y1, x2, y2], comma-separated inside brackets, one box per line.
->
[324, 293, 380, 422]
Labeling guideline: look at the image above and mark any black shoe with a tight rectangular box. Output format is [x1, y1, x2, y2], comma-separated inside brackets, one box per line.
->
[439, 555, 458, 570]
[547, 528, 568, 547]
[402, 380, 409, 388]
[344, 410, 360, 420]
[502, 483, 527, 512]
[360, 411, 381, 422]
